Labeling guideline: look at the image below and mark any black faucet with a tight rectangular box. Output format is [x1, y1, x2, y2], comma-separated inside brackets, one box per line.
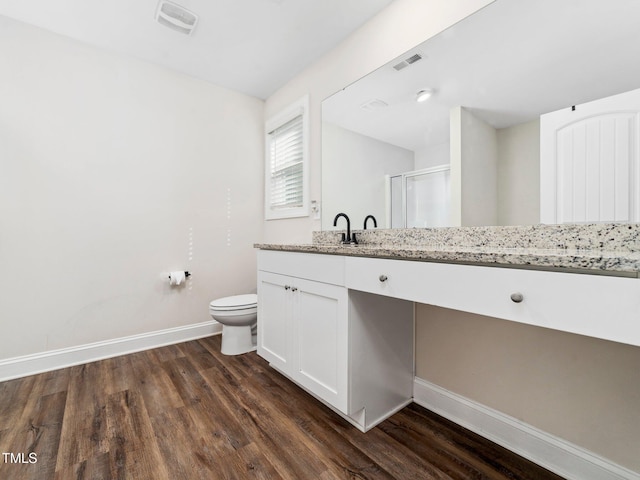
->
[363, 215, 377, 229]
[333, 212, 357, 244]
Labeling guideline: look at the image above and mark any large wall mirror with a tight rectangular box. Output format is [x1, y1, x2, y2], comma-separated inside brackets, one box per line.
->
[321, 0, 640, 230]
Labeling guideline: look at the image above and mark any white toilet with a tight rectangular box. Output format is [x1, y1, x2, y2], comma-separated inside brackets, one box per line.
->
[209, 294, 257, 355]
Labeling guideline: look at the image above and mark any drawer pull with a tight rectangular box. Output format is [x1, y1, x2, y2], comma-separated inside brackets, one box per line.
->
[291, 287, 298, 292]
[510, 292, 524, 303]
[379, 275, 388, 282]
[284, 285, 291, 290]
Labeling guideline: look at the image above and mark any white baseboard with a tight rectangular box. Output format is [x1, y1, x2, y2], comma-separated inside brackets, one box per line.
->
[0, 321, 222, 382]
[413, 378, 639, 480]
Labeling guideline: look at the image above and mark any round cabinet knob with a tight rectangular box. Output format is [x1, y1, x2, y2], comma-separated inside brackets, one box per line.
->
[510, 292, 524, 303]
[291, 287, 298, 292]
[284, 285, 290, 290]
[379, 275, 388, 282]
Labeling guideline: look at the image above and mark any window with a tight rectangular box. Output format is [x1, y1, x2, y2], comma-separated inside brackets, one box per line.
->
[265, 96, 309, 219]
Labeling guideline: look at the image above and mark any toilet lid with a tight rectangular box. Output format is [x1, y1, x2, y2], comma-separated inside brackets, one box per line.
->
[210, 294, 257, 310]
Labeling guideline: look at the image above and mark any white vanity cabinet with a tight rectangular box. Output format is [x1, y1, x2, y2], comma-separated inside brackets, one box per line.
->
[257, 250, 349, 412]
[258, 247, 640, 430]
[257, 250, 415, 431]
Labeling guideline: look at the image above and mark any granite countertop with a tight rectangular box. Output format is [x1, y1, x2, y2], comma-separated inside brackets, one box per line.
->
[253, 242, 640, 276]
[254, 223, 640, 277]
[255, 224, 640, 277]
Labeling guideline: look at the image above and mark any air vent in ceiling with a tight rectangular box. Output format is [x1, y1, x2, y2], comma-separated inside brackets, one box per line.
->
[155, 1, 198, 35]
[360, 99, 389, 112]
[393, 53, 423, 71]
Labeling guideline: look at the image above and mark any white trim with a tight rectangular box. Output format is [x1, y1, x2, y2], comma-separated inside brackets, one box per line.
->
[0, 321, 222, 382]
[264, 94, 310, 220]
[360, 398, 413, 432]
[413, 378, 639, 480]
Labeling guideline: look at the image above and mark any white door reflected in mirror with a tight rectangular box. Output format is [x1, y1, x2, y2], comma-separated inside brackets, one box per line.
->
[540, 87, 640, 224]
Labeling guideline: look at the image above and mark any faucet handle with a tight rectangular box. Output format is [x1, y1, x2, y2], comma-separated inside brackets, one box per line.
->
[340, 232, 346, 243]
[351, 233, 358, 245]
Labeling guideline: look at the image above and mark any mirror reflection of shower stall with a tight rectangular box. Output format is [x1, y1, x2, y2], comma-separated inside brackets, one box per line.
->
[386, 165, 451, 228]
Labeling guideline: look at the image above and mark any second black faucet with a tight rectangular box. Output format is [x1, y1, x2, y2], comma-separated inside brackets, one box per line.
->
[363, 215, 377, 230]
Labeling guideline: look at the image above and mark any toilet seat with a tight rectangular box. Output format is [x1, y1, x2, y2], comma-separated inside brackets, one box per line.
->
[209, 294, 257, 311]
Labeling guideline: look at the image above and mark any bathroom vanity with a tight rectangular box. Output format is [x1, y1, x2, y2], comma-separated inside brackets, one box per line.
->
[257, 249, 414, 431]
[256, 224, 640, 433]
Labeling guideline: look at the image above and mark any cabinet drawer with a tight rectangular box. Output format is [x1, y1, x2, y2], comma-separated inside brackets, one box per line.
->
[345, 256, 640, 346]
[258, 250, 345, 286]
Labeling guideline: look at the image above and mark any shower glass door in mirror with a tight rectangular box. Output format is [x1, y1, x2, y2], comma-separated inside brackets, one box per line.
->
[388, 166, 450, 228]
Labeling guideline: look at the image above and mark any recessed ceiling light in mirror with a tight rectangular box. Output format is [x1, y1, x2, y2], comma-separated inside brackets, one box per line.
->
[416, 89, 433, 103]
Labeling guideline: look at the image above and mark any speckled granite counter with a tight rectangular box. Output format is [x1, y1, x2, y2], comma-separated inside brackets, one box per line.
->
[255, 224, 640, 277]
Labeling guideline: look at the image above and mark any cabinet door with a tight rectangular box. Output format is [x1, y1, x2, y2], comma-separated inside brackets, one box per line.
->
[292, 278, 348, 413]
[257, 271, 292, 374]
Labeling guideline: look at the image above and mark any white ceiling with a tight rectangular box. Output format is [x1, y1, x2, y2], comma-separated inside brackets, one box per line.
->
[323, 0, 640, 152]
[0, 0, 395, 99]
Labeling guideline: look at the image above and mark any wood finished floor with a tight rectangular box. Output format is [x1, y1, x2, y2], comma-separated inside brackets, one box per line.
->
[0, 335, 565, 480]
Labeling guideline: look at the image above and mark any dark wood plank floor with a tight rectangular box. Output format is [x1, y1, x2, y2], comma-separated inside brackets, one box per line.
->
[0, 335, 565, 479]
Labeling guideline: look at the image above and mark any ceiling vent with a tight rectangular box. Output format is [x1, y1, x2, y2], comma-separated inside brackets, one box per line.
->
[360, 99, 389, 112]
[393, 53, 423, 71]
[155, 1, 198, 35]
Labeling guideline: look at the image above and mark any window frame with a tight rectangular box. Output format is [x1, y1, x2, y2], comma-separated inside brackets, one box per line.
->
[264, 95, 310, 220]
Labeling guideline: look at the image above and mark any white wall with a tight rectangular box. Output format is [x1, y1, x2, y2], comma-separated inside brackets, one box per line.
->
[321, 123, 414, 230]
[0, 17, 264, 360]
[450, 106, 498, 226]
[497, 119, 540, 225]
[264, 0, 494, 243]
[414, 141, 450, 170]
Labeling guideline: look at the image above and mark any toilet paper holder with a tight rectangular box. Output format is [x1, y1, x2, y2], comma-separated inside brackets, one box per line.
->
[168, 271, 191, 280]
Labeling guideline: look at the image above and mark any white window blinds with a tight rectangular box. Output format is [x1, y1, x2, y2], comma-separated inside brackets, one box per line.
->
[265, 95, 309, 220]
[268, 114, 304, 210]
